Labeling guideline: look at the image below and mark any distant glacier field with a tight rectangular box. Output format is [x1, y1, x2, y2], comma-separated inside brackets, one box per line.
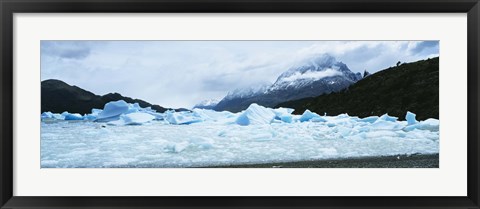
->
[41, 102, 439, 168]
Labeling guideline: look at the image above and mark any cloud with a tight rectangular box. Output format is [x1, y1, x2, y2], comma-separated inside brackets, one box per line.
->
[409, 41, 439, 54]
[41, 41, 92, 59]
[294, 41, 438, 73]
[279, 68, 342, 83]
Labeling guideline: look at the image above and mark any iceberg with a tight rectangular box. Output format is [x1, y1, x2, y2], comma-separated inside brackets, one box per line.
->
[299, 109, 326, 122]
[235, 103, 276, 126]
[41, 112, 66, 120]
[41, 112, 54, 119]
[126, 103, 142, 114]
[83, 114, 97, 121]
[121, 112, 155, 125]
[82, 108, 103, 121]
[146, 112, 165, 120]
[95, 100, 129, 122]
[52, 113, 65, 120]
[359, 116, 379, 123]
[377, 113, 398, 122]
[192, 108, 235, 122]
[404, 118, 439, 132]
[62, 112, 84, 120]
[273, 107, 294, 123]
[165, 111, 203, 125]
[406, 111, 418, 125]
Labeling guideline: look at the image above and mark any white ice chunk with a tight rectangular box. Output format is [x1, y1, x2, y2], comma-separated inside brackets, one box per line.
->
[83, 114, 97, 121]
[406, 111, 418, 125]
[41, 112, 54, 119]
[299, 109, 326, 122]
[121, 112, 155, 125]
[235, 103, 276, 126]
[377, 113, 398, 122]
[52, 113, 64, 120]
[126, 103, 142, 114]
[41, 112, 65, 121]
[193, 109, 235, 122]
[63, 112, 84, 120]
[83, 109, 103, 121]
[335, 126, 352, 137]
[279, 115, 293, 123]
[273, 107, 294, 115]
[359, 116, 379, 123]
[146, 112, 165, 120]
[371, 120, 403, 130]
[107, 119, 126, 126]
[95, 100, 130, 122]
[404, 118, 439, 132]
[273, 107, 295, 123]
[165, 111, 203, 125]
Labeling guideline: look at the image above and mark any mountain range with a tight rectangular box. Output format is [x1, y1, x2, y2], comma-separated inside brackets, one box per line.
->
[214, 54, 363, 112]
[42, 55, 438, 120]
[41, 79, 178, 114]
[193, 99, 220, 110]
[276, 57, 439, 120]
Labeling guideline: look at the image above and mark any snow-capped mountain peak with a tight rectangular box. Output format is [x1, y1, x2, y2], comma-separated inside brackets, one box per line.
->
[225, 83, 270, 100]
[276, 54, 354, 83]
[289, 53, 338, 73]
[214, 54, 362, 112]
[196, 99, 220, 107]
[270, 54, 360, 91]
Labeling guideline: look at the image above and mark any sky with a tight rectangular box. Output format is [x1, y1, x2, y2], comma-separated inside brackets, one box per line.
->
[41, 41, 439, 108]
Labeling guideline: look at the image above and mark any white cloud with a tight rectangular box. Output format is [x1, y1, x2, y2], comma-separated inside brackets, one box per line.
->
[279, 68, 342, 83]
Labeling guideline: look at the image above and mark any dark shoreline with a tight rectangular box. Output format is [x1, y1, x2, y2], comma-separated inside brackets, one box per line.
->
[202, 153, 439, 168]
[44, 153, 439, 168]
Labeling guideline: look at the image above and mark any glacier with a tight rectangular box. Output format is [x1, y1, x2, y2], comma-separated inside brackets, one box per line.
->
[41, 100, 439, 168]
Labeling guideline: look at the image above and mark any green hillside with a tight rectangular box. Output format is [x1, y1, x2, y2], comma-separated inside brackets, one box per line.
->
[276, 57, 439, 120]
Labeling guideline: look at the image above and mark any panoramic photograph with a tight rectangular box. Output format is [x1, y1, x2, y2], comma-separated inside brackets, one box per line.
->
[40, 40, 439, 168]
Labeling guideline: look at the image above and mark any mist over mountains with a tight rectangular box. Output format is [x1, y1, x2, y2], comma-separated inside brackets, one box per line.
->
[213, 54, 362, 112]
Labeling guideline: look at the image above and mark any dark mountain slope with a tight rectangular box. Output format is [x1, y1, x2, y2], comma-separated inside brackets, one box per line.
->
[276, 57, 439, 120]
[41, 79, 168, 114]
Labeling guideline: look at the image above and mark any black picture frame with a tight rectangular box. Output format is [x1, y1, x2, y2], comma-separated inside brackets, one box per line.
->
[1, 0, 479, 208]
